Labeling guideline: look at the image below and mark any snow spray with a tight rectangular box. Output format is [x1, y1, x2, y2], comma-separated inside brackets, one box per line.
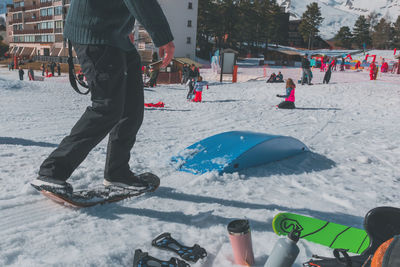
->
[227, 219, 255, 266]
[264, 229, 300, 267]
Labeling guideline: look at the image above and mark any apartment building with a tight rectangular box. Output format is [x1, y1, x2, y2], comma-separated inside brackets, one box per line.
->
[6, 0, 198, 61]
[131, 0, 199, 62]
[6, 0, 70, 58]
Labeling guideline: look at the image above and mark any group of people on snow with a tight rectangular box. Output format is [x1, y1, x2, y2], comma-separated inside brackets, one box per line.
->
[266, 71, 284, 83]
[40, 62, 61, 77]
[16, 62, 62, 81]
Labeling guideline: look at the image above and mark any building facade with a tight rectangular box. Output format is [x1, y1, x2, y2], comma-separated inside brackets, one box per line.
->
[6, 0, 198, 61]
[134, 0, 198, 62]
[6, 0, 70, 58]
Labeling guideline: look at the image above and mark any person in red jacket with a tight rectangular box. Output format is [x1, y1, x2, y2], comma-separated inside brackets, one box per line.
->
[381, 60, 388, 73]
[370, 62, 377, 80]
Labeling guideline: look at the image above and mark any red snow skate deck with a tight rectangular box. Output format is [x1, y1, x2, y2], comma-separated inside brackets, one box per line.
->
[33, 174, 160, 208]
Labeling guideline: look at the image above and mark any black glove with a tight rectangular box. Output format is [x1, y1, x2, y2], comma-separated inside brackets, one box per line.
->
[276, 94, 281, 97]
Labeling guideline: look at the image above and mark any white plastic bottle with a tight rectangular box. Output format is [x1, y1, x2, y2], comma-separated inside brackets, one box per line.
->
[264, 229, 300, 267]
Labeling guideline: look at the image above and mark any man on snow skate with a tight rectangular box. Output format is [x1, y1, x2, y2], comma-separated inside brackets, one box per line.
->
[32, 0, 175, 193]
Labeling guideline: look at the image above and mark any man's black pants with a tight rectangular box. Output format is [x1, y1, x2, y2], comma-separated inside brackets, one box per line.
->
[39, 44, 144, 181]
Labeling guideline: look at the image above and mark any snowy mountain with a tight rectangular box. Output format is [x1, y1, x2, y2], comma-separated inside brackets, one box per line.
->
[277, 0, 400, 39]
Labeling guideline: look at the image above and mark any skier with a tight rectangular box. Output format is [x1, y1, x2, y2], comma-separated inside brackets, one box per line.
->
[266, 73, 277, 83]
[381, 60, 388, 73]
[301, 54, 312, 85]
[144, 66, 159, 87]
[276, 71, 284, 83]
[186, 65, 199, 99]
[354, 60, 361, 70]
[181, 63, 190, 84]
[31, 0, 175, 192]
[340, 57, 345, 71]
[28, 67, 35, 81]
[18, 67, 24, 81]
[50, 62, 56, 76]
[333, 57, 337, 71]
[276, 78, 296, 109]
[323, 65, 332, 84]
[57, 63, 61, 76]
[41, 63, 45, 76]
[370, 62, 377, 80]
[192, 76, 208, 102]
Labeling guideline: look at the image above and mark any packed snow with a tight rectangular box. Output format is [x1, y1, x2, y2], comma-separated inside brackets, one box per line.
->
[1, 51, 400, 266]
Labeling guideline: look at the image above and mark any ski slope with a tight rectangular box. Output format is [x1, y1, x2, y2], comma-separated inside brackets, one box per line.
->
[1, 54, 400, 266]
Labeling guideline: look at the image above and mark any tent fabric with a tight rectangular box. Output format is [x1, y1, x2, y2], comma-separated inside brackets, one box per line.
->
[20, 47, 34, 57]
[51, 48, 61, 56]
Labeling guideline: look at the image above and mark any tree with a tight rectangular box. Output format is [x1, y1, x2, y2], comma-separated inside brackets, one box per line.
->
[367, 11, 381, 31]
[298, 2, 324, 49]
[371, 18, 392, 49]
[196, 0, 290, 59]
[334, 26, 353, 49]
[393, 16, 400, 48]
[197, 0, 221, 58]
[353, 15, 371, 49]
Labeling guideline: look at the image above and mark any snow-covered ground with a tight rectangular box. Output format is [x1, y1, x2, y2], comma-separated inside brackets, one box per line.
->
[1, 53, 400, 266]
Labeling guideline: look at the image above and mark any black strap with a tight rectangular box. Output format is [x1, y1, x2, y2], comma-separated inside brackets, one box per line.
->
[67, 40, 90, 95]
[152, 232, 207, 263]
[333, 249, 352, 267]
[133, 249, 190, 267]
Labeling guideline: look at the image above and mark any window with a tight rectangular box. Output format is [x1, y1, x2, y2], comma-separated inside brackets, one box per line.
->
[13, 13, 22, 19]
[186, 37, 191, 44]
[40, 7, 53, 17]
[39, 34, 54, 42]
[13, 24, 23, 30]
[13, 36, 24, 42]
[55, 6, 62, 16]
[188, 2, 192, 9]
[25, 35, 35, 42]
[38, 21, 54, 29]
[15, 1, 24, 8]
[187, 20, 192, 27]
[55, 20, 63, 29]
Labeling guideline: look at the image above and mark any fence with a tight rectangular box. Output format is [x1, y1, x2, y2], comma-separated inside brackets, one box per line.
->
[33, 55, 78, 64]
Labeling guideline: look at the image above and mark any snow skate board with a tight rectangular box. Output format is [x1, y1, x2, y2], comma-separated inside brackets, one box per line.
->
[272, 212, 370, 254]
[31, 173, 160, 208]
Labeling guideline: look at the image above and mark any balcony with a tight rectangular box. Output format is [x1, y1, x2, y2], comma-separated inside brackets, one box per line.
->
[24, 4, 40, 11]
[39, 15, 54, 21]
[40, 2, 53, 8]
[14, 28, 54, 35]
[9, 6, 25, 12]
[10, 18, 23, 25]
[24, 16, 41, 23]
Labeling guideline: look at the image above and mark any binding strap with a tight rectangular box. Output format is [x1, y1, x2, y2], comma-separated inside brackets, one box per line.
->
[333, 249, 352, 266]
[67, 40, 90, 95]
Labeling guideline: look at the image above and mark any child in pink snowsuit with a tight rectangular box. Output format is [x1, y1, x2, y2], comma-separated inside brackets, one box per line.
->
[276, 78, 296, 109]
[192, 76, 208, 102]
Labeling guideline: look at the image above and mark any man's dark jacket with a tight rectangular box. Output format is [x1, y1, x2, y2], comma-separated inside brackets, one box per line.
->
[302, 57, 311, 69]
[64, 0, 174, 50]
